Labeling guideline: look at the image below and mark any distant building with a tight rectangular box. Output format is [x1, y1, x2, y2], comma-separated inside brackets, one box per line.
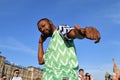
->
[0, 55, 43, 80]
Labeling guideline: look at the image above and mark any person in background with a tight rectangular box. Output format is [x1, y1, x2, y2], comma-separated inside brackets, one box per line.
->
[105, 72, 111, 80]
[37, 18, 100, 80]
[78, 69, 85, 80]
[1, 74, 7, 80]
[11, 69, 22, 80]
[85, 73, 91, 80]
[112, 73, 117, 80]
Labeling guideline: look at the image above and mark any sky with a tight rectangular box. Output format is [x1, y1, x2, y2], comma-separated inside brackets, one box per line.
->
[0, 0, 120, 80]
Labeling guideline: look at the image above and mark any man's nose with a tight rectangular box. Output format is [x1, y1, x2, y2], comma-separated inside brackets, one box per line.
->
[41, 28, 44, 32]
[41, 28, 45, 33]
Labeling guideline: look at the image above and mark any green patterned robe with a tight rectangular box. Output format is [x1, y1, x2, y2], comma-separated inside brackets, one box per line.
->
[42, 30, 79, 80]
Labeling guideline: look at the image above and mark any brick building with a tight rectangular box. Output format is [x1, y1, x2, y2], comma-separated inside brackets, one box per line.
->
[0, 55, 43, 80]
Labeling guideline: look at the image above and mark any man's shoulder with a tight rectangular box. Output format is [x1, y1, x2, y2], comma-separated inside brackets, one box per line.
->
[57, 24, 73, 33]
[57, 24, 71, 29]
[57, 24, 74, 40]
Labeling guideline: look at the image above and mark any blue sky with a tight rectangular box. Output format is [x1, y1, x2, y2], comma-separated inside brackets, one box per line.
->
[0, 0, 120, 80]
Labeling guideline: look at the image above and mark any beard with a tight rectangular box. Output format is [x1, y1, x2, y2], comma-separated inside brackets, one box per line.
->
[43, 25, 53, 37]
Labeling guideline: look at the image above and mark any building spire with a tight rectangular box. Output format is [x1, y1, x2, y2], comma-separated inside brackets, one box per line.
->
[113, 58, 119, 73]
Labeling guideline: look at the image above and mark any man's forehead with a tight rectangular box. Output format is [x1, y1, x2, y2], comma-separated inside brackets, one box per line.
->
[39, 20, 48, 24]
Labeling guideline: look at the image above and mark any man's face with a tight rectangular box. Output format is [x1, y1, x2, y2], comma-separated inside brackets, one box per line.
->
[38, 20, 52, 37]
[79, 71, 84, 76]
[14, 71, 19, 77]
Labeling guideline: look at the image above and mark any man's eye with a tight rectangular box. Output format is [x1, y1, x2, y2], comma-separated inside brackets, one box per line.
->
[42, 24, 45, 27]
[39, 28, 41, 31]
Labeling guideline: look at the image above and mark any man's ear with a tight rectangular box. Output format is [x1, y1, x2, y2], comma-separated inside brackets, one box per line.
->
[49, 20, 53, 25]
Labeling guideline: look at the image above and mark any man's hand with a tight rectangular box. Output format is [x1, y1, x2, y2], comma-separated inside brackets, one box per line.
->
[85, 27, 101, 43]
[74, 24, 101, 44]
[39, 34, 48, 44]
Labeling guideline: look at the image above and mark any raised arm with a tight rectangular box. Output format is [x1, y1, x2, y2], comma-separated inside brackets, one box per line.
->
[38, 35, 47, 64]
[67, 24, 101, 43]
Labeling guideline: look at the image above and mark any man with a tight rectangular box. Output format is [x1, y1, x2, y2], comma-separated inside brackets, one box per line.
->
[78, 69, 85, 80]
[112, 74, 117, 80]
[1, 74, 7, 80]
[11, 69, 22, 80]
[37, 18, 100, 80]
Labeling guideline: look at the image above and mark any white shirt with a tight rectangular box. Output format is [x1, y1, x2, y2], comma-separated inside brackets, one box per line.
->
[11, 77, 22, 80]
[78, 75, 82, 80]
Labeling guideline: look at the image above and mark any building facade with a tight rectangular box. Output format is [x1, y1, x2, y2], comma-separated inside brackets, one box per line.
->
[0, 55, 43, 80]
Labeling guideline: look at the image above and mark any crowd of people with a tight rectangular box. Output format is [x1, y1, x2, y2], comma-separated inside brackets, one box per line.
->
[0, 69, 41, 80]
[1, 68, 93, 80]
[1, 69, 22, 80]
[1, 58, 120, 80]
[78, 69, 94, 80]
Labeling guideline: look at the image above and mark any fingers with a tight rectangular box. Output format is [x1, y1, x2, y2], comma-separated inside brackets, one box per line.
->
[39, 34, 48, 43]
[85, 27, 95, 40]
[74, 25, 101, 43]
[95, 28, 101, 43]
[74, 24, 85, 34]
[93, 28, 101, 43]
[94, 37, 100, 44]
[95, 33, 101, 44]
[74, 24, 81, 31]
[85, 27, 101, 43]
